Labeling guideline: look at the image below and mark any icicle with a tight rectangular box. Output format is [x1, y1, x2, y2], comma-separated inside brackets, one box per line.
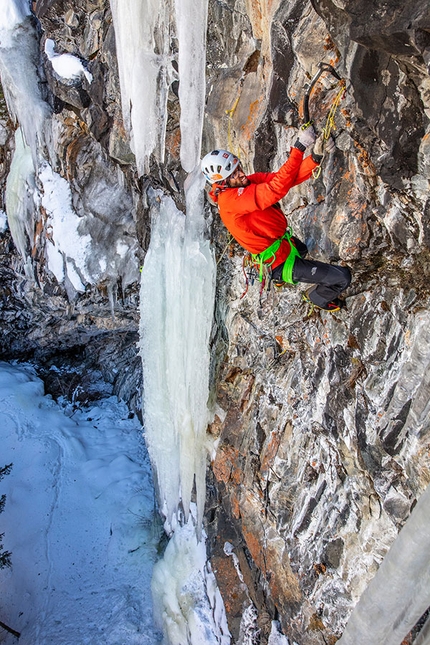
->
[0, 0, 50, 163]
[337, 483, 430, 645]
[5, 127, 35, 278]
[109, 0, 171, 175]
[174, 0, 209, 171]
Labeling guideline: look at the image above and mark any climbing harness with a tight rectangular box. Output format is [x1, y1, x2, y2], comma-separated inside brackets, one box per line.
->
[240, 228, 302, 299]
[251, 227, 300, 283]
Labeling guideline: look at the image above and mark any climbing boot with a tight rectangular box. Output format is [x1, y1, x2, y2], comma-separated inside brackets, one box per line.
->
[303, 290, 345, 313]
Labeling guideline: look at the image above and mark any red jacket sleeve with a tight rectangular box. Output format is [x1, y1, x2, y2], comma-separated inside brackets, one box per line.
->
[232, 149, 319, 214]
[252, 147, 304, 210]
[295, 154, 319, 185]
[219, 148, 303, 215]
[249, 153, 318, 189]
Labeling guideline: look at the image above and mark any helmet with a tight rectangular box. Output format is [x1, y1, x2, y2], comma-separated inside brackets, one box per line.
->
[201, 149, 240, 184]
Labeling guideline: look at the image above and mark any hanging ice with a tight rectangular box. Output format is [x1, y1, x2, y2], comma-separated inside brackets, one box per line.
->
[109, 0, 208, 174]
[139, 170, 216, 534]
[337, 483, 430, 645]
[0, 0, 31, 37]
[174, 0, 209, 171]
[0, 0, 50, 162]
[109, 0, 171, 175]
[5, 127, 35, 278]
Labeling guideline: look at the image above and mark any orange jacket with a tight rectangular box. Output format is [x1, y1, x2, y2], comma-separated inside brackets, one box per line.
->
[210, 147, 318, 268]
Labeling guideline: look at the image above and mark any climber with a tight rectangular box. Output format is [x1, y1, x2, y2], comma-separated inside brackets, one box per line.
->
[201, 128, 351, 312]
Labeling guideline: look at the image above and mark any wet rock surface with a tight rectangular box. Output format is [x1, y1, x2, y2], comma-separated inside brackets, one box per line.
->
[1, 0, 430, 643]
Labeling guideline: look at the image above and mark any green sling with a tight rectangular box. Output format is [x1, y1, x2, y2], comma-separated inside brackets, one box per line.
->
[251, 227, 301, 285]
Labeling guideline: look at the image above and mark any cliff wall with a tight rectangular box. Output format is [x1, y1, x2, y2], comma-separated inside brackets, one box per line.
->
[0, 0, 429, 643]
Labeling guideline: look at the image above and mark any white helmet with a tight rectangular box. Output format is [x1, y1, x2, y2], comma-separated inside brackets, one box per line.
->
[201, 149, 240, 184]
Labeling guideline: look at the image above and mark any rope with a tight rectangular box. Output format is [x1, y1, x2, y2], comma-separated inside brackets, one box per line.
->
[226, 95, 240, 156]
[312, 79, 347, 180]
[321, 80, 346, 141]
[216, 233, 233, 265]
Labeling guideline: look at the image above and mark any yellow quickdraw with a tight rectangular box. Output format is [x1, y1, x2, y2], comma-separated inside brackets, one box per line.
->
[312, 79, 347, 180]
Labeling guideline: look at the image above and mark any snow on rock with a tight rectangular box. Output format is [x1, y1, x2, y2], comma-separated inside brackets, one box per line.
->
[39, 162, 92, 292]
[0, 360, 161, 644]
[44, 38, 93, 84]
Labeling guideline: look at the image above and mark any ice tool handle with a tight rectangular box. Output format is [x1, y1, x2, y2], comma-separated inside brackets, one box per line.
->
[302, 62, 342, 129]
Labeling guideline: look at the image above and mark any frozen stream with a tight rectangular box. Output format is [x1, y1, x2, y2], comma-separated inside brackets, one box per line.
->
[0, 361, 161, 645]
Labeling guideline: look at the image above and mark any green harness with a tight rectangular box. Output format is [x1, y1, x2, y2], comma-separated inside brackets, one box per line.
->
[251, 227, 301, 284]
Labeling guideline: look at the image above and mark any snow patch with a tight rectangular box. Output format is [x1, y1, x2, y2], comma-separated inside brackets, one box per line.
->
[39, 162, 92, 291]
[0, 360, 161, 644]
[44, 38, 93, 84]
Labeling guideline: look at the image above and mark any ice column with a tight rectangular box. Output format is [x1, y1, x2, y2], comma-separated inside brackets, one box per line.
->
[174, 0, 209, 171]
[5, 127, 36, 277]
[0, 0, 50, 162]
[109, 0, 171, 175]
[338, 483, 430, 645]
[139, 170, 215, 533]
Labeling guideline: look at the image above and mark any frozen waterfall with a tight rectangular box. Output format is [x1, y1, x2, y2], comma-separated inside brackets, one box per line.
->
[109, 0, 172, 175]
[138, 171, 226, 645]
[338, 482, 430, 645]
[0, 0, 50, 161]
[118, 0, 228, 639]
[5, 127, 35, 278]
[139, 174, 215, 534]
[109, 0, 209, 174]
[174, 0, 209, 171]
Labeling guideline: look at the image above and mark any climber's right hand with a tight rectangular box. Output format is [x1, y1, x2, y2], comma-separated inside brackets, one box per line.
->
[294, 125, 316, 151]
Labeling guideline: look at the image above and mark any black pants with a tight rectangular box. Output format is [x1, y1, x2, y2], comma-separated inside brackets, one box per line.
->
[271, 242, 351, 307]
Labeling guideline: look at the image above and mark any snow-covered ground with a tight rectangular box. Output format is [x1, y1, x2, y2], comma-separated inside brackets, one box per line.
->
[0, 361, 162, 645]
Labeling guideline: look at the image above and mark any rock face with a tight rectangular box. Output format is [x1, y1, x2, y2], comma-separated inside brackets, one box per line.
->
[1, 0, 430, 643]
[204, 1, 430, 643]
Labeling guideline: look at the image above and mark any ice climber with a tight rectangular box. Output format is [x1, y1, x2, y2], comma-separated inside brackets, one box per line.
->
[201, 127, 351, 312]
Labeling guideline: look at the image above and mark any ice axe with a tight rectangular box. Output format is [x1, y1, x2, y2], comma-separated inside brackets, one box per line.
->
[301, 62, 343, 130]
